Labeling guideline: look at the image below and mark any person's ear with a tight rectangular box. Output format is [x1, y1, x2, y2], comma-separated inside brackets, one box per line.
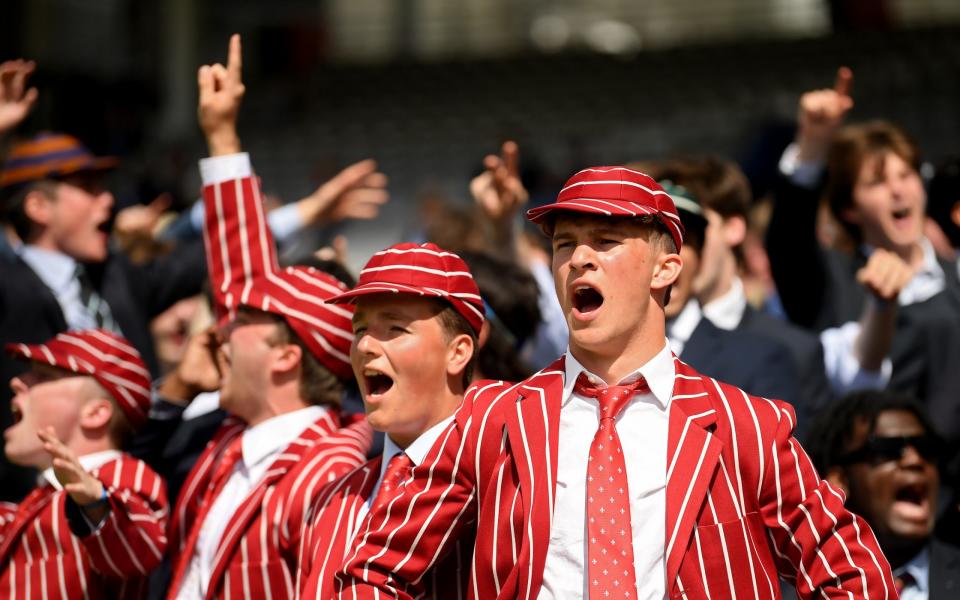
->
[79, 397, 114, 432]
[651, 250, 683, 292]
[446, 333, 475, 381]
[721, 215, 747, 247]
[825, 466, 850, 497]
[23, 188, 56, 228]
[951, 202, 960, 228]
[271, 342, 303, 376]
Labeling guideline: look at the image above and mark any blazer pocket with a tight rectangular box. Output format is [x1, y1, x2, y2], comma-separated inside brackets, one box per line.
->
[674, 512, 780, 600]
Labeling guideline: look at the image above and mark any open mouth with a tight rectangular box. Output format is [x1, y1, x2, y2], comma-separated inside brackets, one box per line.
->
[572, 285, 604, 315]
[10, 404, 22, 425]
[364, 369, 395, 397]
[97, 218, 112, 235]
[892, 481, 930, 521]
[891, 207, 912, 223]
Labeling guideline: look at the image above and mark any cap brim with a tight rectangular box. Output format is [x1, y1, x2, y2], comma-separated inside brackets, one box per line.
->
[327, 282, 448, 304]
[526, 198, 659, 224]
[1, 156, 119, 189]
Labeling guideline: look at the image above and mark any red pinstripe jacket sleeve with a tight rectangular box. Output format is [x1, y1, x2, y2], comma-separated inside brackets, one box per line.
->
[202, 173, 279, 320]
[0, 502, 15, 542]
[78, 454, 169, 579]
[335, 387, 484, 599]
[757, 399, 896, 598]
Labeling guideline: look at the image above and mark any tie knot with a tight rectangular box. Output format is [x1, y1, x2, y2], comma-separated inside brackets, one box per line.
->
[574, 372, 649, 420]
[382, 452, 413, 486]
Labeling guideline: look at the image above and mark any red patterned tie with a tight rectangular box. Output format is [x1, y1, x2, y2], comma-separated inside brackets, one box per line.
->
[371, 452, 413, 514]
[574, 372, 649, 600]
[169, 435, 244, 595]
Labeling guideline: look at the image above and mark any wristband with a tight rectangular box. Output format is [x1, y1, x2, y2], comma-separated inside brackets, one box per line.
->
[80, 486, 109, 508]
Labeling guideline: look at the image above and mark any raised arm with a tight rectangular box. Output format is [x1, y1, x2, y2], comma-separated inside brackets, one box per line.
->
[766, 68, 854, 330]
[197, 34, 279, 320]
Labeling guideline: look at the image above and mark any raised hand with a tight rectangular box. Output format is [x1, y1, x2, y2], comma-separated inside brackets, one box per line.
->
[470, 141, 528, 222]
[298, 159, 390, 225]
[796, 67, 854, 163]
[198, 34, 245, 156]
[38, 427, 106, 511]
[856, 248, 913, 303]
[113, 193, 172, 240]
[0, 59, 39, 136]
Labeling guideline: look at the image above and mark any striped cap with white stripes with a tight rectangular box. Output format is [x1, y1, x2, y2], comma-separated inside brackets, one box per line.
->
[327, 242, 484, 333]
[526, 166, 685, 251]
[6, 329, 152, 429]
[237, 266, 355, 381]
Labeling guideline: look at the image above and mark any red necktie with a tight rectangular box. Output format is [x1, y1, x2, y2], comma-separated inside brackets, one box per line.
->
[169, 435, 244, 595]
[574, 373, 649, 600]
[371, 453, 413, 514]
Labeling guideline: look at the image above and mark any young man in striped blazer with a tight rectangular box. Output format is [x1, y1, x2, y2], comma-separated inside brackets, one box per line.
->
[1, 329, 168, 599]
[162, 35, 372, 600]
[337, 167, 898, 598]
[296, 241, 483, 599]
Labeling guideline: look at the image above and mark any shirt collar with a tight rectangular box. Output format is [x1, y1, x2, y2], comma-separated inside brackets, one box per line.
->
[701, 277, 747, 331]
[241, 405, 328, 469]
[19, 245, 78, 295]
[380, 414, 456, 479]
[666, 299, 702, 354]
[562, 340, 675, 410]
[893, 545, 929, 594]
[40, 450, 122, 489]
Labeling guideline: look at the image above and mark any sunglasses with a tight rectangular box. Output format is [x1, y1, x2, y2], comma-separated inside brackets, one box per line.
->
[839, 435, 940, 466]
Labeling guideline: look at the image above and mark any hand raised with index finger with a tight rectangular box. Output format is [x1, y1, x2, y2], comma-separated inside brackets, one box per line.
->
[198, 34, 245, 156]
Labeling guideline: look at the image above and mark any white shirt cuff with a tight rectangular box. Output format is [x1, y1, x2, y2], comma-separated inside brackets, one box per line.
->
[820, 321, 892, 395]
[778, 143, 825, 190]
[267, 202, 306, 245]
[199, 153, 253, 186]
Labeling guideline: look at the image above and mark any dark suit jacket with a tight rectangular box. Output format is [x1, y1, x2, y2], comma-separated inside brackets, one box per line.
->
[0, 242, 206, 501]
[737, 306, 833, 440]
[931, 538, 960, 600]
[767, 176, 960, 445]
[680, 315, 804, 434]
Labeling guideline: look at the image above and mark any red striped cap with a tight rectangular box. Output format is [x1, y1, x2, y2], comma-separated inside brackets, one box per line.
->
[6, 329, 151, 429]
[234, 266, 354, 380]
[526, 166, 685, 251]
[327, 243, 484, 333]
[0, 132, 117, 189]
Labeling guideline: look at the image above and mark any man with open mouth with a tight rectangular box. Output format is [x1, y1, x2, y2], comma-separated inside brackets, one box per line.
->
[338, 166, 896, 598]
[808, 389, 960, 599]
[296, 240, 483, 599]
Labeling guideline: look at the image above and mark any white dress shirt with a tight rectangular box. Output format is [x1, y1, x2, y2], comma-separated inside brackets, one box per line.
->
[893, 545, 930, 600]
[358, 415, 455, 523]
[176, 405, 328, 599]
[665, 299, 702, 357]
[701, 276, 747, 332]
[19, 245, 99, 331]
[540, 342, 675, 600]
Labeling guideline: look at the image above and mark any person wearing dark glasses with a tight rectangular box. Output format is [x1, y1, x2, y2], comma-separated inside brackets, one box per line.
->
[807, 389, 960, 599]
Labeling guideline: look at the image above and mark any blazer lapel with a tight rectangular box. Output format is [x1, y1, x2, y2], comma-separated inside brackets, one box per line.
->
[0, 486, 56, 565]
[203, 416, 339, 599]
[664, 358, 723, 590]
[504, 356, 564, 599]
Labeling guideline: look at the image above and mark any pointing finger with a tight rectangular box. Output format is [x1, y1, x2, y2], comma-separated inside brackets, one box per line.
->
[227, 34, 243, 84]
[834, 66, 853, 98]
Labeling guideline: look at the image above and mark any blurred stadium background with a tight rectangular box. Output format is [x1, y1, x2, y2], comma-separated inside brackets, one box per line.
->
[3, 0, 959, 265]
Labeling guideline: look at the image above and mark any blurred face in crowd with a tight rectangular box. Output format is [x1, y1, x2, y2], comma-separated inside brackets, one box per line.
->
[5, 365, 95, 468]
[664, 243, 699, 320]
[351, 295, 472, 448]
[217, 307, 289, 423]
[832, 409, 939, 557]
[552, 214, 681, 370]
[847, 152, 926, 255]
[29, 173, 114, 262]
[151, 295, 207, 374]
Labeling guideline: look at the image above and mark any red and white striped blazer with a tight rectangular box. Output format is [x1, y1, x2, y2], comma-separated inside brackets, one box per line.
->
[297, 457, 473, 599]
[336, 355, 897, 599]
[0, 454, 168, 599]
[167, 412, 371, 600]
